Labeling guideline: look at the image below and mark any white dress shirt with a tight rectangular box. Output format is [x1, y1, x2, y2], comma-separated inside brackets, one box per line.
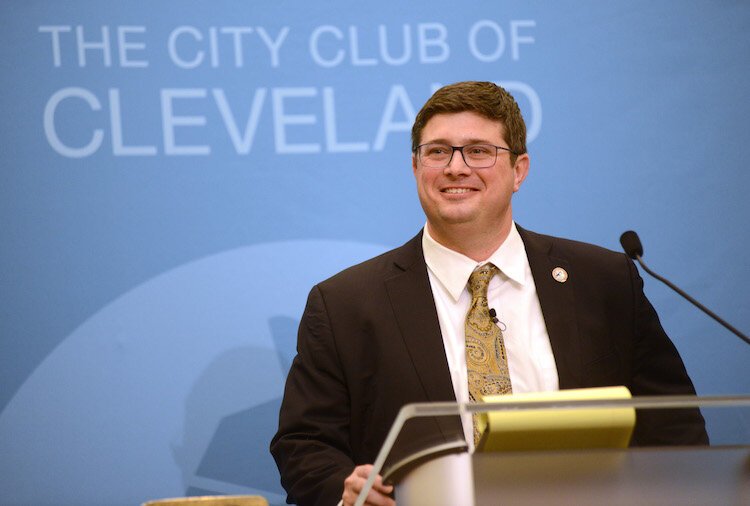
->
[422, 222, 559, 448]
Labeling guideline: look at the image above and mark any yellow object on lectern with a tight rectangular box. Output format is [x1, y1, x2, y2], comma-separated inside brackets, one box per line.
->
[476, 386, 635, 452]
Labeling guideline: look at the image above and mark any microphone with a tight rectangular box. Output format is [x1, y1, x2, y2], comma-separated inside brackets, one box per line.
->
[619, 230, 749, 345]
[489, 308, 499, 323]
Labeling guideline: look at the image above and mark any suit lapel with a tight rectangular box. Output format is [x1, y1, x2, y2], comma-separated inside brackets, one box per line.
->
[384, 233, 457, 403]
[518, 226, 584, 389]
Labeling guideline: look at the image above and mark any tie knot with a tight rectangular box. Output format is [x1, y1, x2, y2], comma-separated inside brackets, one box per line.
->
[467, 263, 499, 298]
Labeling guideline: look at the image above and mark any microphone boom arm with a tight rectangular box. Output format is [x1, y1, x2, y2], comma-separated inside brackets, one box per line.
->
[633, 254, 750, 346]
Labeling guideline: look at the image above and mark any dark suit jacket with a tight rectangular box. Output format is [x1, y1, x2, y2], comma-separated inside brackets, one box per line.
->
[270, 226, 708, 506]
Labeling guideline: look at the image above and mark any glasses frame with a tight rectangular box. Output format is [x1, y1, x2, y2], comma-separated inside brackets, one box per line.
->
[414, 143, 519, 169]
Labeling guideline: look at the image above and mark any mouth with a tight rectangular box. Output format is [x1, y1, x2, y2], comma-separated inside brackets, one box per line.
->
[441, 187, 476, 194]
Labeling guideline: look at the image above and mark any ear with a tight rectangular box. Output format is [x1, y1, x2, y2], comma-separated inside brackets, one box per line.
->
[412, 153, 418, 176]
[512, 153, 530, 192]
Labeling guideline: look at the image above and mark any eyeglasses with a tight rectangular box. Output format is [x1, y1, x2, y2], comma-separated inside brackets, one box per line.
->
[414, 143, 519, 169]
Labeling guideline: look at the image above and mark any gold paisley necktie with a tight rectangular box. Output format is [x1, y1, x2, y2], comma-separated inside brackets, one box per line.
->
[465, 263, 512, 445]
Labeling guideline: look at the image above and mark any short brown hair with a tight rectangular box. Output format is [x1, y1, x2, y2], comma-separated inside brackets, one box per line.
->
[411, 81, 527, 163]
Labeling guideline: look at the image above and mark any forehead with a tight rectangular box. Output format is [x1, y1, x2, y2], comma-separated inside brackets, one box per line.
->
[421, 111, 505, 144]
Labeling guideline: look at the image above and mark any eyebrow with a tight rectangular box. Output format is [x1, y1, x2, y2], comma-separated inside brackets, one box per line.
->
[423, 137, 498, 145]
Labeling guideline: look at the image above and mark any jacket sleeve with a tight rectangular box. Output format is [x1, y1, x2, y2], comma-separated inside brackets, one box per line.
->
[625, 256, 709, 446]
[270, 285, 354, 506]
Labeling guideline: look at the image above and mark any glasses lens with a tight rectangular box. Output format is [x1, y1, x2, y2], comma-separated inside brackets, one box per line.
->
[463, 144, 496, 167]
[419, 143, 452, 167]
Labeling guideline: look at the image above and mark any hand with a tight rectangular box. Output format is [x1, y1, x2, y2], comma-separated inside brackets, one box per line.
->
[341, 464, 395, 506]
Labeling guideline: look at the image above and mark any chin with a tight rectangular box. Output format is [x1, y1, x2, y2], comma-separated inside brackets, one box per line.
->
[437, 211, 478, 225]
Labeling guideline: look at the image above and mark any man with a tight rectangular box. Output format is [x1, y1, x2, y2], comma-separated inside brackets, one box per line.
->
[270, 81, 707, 506]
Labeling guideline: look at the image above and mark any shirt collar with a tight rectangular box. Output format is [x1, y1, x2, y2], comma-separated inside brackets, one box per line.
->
[422, 222, 528, 302]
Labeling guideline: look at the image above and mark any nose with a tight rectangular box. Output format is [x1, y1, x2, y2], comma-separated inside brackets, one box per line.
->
[444, 148, 472, 176]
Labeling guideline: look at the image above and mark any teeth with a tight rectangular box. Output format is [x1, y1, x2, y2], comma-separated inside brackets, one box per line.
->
[443, 188, 472, 194]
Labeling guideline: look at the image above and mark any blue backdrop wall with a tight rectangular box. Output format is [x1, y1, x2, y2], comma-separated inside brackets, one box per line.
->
[1, 2, 749, 505]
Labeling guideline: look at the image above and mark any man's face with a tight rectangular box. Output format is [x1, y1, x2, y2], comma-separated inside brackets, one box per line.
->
[412, 111, 529, 237]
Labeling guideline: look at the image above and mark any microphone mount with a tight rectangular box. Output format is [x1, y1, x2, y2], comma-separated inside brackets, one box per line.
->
[620, 230, 749, 346]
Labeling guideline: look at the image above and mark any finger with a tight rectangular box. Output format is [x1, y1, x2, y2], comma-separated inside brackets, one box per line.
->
[342, 469, 369, 505]
[343, 465, 394, 506]
[343, 486, 388, 506]
[353, 466, 391, 491]
[371, 475, 394, 494]
[362, 488, 395, 506]
[352, 483, 394, 505]
[354, 464, 374, 477]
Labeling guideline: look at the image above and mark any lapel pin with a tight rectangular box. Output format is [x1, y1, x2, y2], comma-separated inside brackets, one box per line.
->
[552, 267, 568, 283]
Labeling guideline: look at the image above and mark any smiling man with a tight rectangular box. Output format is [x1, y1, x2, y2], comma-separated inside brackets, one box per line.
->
[270, 81, 707, 506]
